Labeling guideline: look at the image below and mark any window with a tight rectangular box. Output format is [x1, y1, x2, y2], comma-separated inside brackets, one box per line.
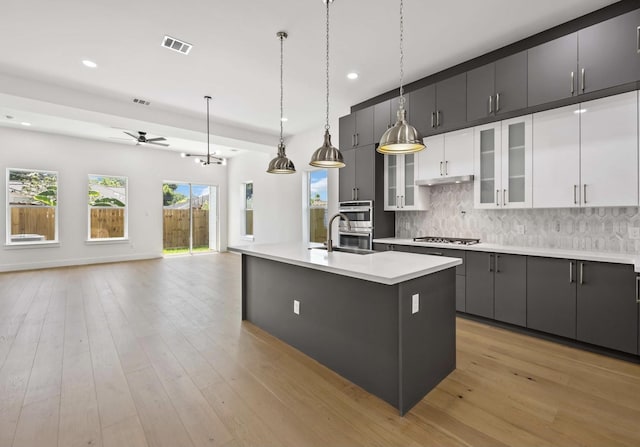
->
[7, 168, 58, 244]
[242, 182, 253, 238]
[88, 175, 127, 240]
[308, 170, 328, 243]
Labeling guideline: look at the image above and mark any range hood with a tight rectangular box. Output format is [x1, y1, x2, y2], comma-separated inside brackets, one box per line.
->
[415, 174, 474, 186]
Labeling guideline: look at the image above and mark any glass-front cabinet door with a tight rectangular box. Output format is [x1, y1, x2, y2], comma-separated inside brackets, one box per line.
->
[474, 116, 532, 209]
[384, 153, 429, 211]
[402, 154, 415, 208]
[384, 154, 398, 209]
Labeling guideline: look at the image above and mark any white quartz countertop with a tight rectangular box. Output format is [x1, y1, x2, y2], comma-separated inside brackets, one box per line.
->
[229, 242, 462, 285]
[373, 238, 640, 272]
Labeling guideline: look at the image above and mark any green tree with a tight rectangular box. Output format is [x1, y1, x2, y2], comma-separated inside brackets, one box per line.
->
[163, 183, 187, 206]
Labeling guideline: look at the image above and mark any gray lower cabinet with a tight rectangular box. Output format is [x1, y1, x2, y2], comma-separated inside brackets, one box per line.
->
[410, 246, 466, 312]
[527, 257, 577, 339]
[493, 254, 527, 326]
[576, 261, 638, 354]
[527, 33, 578, 107]
[578, 9, 640, 94]
[465, 251, 495, 318]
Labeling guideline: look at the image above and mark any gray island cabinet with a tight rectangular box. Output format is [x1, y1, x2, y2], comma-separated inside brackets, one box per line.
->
[231, 243, 462, 415]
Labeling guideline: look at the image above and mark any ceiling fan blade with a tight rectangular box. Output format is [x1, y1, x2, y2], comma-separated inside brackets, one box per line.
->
[148, 141, 170, 147]
[145, 137, 166, 142]
[109, 137, 132, 140]
[123, 131, 138, 139]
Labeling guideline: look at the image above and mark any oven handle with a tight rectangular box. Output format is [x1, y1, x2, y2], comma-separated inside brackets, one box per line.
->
[339, 207, 372, 212]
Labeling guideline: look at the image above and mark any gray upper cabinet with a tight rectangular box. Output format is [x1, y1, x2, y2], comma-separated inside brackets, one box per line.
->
[527, 33, 578, 107]
[338, 106, 374, 151]
[374, 100, 392, 143]
[465, 251, 494, 318]
[578, 10, 640, 94]
[338, 144, 379, 202]
[527, 256, 577, 339]
[409, 85, 436, 137]
[434, 74, 467, 134]
[467, 52, 527, 122]
[576, 262, 638, 354]
[494, 254, 527, 327]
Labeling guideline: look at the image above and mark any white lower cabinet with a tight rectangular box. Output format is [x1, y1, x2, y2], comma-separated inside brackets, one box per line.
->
[533, 91, 638, 208]
[474, 115, 532, 209]
[384, 153, 429, 211]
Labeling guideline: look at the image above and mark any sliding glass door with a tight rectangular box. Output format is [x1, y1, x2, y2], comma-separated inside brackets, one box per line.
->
[162, 182, 218, 255]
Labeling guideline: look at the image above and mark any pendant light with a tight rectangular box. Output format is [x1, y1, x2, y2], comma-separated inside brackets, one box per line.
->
[377, 0, 425, 155]
[267, 31, 296, 174]
[309, 0, 344, 168]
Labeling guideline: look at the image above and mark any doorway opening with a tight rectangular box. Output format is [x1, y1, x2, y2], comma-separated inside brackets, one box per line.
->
[162, 182, 218, 255]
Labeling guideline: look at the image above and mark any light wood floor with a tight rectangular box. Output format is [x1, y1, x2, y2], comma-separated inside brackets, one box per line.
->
[1, 253, 639, 447]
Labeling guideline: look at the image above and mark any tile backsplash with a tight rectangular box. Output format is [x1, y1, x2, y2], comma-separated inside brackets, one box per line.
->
[395, 183, 640, 254]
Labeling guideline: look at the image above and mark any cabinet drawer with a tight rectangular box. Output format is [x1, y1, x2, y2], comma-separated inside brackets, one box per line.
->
[410, 246, 466, 275]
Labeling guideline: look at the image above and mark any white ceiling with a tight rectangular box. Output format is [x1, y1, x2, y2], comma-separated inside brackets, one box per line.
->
[0, 0, 618, 152]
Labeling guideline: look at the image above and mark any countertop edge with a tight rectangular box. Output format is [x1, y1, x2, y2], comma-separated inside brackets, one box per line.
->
[373, 238, 640, 272]
[230, 246, 462, 285]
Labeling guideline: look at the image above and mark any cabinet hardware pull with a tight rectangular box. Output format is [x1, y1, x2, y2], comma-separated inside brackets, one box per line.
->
[580, 68, 585, 93]
[430, 252, 444, 256]
[583, 184, 587, 204]
[355, 188, 359, 201]
[496, 93, 500, 112]
[579, 262, 584, 285]
[569, 262, 574, 283]
[573, 185, 578, 205]
[445, 160, 449, 176]
[495, 254, 500, 273]
[503, 189, 507, 206]
[637, 26, 640, 53]
[488, 254, 493, 272]
[440, 161, 443, 176]
[396, 195, 399, 208]
[636, 276, 639, 303]
[401, 195, 404, 208]
[496, 189, 500, 206]
[489, 95, 493, 114]
[352, 134, 355, 147]
[355, 133, 359, 147]
[571, 71, 575, 95]
[431, 112, 436, 128]
[436, 110, 441, 127]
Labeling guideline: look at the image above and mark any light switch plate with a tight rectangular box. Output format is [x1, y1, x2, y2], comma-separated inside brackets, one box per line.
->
[412, 294, 419, 314]
[293, 299, 300, 315]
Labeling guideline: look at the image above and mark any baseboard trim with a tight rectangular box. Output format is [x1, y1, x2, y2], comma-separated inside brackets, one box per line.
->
[0, 252, 162, 272]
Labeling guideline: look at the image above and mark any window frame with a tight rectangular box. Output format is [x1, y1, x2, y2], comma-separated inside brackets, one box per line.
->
[6, 168, 59, 246]
[87, 174, 129, 242]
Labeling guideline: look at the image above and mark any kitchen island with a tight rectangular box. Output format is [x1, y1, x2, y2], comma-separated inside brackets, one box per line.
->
[230, 243, 462, 415]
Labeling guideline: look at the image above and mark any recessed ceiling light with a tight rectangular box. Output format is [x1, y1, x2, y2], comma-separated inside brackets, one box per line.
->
[82, 60, 98, 68]
[574, 108, 587, 114]
[281, 117, 288, 122]
[20, 122, 31, 126]
[347, 72, 359, 80]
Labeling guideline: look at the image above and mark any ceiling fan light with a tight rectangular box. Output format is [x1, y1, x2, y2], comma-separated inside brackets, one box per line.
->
[377, 108, 425, 154]
[310, 129, 344, 168]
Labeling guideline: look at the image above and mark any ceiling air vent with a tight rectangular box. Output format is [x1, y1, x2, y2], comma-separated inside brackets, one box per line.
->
[133, 98, 151, 106]
[161, 35, 192, 55]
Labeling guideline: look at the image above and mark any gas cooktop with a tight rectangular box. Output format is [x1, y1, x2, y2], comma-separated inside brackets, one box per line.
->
[412, 236, 480, 245]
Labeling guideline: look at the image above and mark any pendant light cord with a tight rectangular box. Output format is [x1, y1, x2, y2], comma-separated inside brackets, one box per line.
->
[325, 0, 330, 130]
[399, 0, 405, 109]
[280, 34, 285, 145]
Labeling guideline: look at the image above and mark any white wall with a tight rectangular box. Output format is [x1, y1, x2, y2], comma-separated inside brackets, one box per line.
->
[0, 126, 227, 271]
[227, 122, 341, 247]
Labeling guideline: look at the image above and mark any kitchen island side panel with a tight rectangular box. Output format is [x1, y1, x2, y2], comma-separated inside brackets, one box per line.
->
[398, 268, 456, 414]
[243, 254, 400, 408]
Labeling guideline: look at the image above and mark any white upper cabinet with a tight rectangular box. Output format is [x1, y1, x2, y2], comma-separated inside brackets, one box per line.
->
[384, 153, 429, 211]
[418, 129, 474, 180]
[532, 105, 581, 208]
[474, 116, 532, 209]
[580, 91, 638, 207]
[533, 91, 638, 208]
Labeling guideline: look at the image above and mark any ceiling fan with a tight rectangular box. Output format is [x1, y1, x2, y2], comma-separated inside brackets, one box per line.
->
[123, 130, 169, 147]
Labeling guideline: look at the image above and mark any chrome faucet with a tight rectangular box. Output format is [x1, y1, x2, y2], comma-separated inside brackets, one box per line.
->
[327, 212, 351, 252]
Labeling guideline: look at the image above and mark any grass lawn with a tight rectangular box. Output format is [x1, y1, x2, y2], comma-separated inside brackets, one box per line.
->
[163, 246, 212, 255]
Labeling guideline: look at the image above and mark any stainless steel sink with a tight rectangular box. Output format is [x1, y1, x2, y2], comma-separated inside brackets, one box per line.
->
[309, 246, 376, 255]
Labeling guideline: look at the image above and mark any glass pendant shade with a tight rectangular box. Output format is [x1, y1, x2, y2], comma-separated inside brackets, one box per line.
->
[267, 143, 296, 173]
[310, 129, 344, 168]
[377, 108, 425, 154]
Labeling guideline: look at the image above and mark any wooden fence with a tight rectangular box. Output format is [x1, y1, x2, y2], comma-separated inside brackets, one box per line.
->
[310, 208, 327, 243]
[90, 208, 125, 238]
[163, 209, 209, 249]
[10, 207, 56, 240]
